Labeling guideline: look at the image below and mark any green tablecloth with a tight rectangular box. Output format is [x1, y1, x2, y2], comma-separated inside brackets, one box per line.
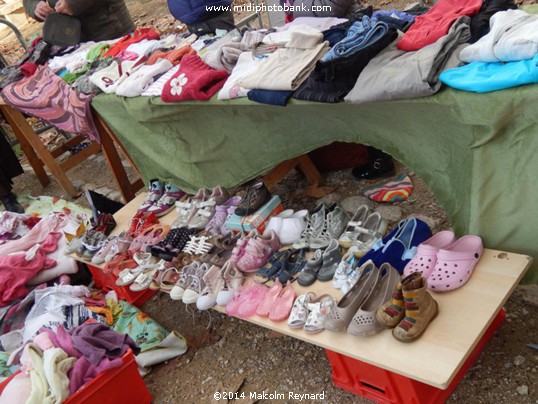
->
[92, 85, 538, 283]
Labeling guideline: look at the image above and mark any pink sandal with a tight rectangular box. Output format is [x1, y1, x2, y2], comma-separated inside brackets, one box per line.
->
[428, 235, 483, 292]
[403, 231, 456, 278]
[269, 281, 296, 322]
[225, 286, 247, 317]
[256, 278, 282, 317]
[237, 284, 268, 318]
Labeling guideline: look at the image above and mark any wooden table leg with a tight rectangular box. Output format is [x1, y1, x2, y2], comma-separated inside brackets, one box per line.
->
[263, 154, 335, 199]
[1, 105, 50, 188]
[92, 109, 143, 202]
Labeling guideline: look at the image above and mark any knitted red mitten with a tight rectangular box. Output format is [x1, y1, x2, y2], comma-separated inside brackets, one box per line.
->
[162, 54, 229, 102]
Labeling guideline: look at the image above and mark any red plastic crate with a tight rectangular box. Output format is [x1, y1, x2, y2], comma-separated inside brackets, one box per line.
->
[0, 350, 151, 404]
[325, 309, 506, 404]
[87, 264, 157, 307]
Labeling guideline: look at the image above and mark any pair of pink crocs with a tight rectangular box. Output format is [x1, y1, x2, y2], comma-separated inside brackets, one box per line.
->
[403, 231, 483, 292]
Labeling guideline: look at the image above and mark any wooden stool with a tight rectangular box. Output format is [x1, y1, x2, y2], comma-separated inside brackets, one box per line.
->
[0, 99, 101, 198]
[0, 99, 144, 201]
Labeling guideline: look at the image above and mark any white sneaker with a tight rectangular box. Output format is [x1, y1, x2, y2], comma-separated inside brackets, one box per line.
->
[263, 209, 294, 238]
[341, 260, 375, 295]
[331, 251, 356, 289]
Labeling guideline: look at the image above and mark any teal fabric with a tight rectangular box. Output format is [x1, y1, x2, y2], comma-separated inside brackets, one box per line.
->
[92, 86, 538, 283]
[111, 301, 168, 352]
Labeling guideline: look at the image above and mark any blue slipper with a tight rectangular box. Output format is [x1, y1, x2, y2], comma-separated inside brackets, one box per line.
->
[359, 217, 431, 273]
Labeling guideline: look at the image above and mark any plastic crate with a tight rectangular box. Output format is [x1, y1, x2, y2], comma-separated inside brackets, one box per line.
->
[325, 309, 506, 404]
[0, 350, 151, 404]
[87, 264, 157, 307]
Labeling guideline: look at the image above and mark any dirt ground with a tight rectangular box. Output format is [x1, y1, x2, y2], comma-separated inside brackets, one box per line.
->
[1, 0, 538, 403]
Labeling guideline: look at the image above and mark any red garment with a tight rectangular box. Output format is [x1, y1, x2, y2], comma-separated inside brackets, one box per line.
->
[397, 0, 482, 51]
[103, 28, 160, 58]
[0, 232, 60, 307]
[20, 62, 37, 77]
[161, 54, 229, 102]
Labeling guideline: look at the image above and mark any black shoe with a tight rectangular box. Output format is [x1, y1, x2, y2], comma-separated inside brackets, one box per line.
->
[85, 190, 124, 225]
[351, 156, 395, 180]
[1, 193, 24, 214]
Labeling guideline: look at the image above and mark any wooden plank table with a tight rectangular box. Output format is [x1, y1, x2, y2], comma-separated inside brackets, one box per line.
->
[73, 193, 532, 402]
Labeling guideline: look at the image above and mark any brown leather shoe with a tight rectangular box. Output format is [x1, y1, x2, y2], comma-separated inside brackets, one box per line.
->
[234, 181, 271, 216]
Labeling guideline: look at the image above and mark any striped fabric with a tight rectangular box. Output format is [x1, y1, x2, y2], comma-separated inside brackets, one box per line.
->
[1, 66, 98, 141]
[363, 173, 413, 203]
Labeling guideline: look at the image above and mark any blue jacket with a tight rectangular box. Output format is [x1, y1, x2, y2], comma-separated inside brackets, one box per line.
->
[167, 0, 232, 25]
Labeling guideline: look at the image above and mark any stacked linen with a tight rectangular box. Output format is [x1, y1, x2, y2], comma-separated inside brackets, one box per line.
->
[241, 31, 329, 91]
[293, 16, 398, 103]
[440, 9, 538, 92]
[218, 52, 266, 100]
[345, 17, 471, 103]
[460, 9, 538, 62]
[116, 59, 173, 97]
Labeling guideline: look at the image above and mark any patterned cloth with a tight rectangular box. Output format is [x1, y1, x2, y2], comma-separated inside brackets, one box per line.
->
[1, 66, 98, 141]
[363, 174, 413, 202]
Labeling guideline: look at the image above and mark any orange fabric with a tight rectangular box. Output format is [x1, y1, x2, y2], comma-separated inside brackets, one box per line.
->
[147, 45, 196, 66]
[87, 306, 114, 325]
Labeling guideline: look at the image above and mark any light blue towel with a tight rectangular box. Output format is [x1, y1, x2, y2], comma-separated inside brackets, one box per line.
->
[439, 54, 538, 93]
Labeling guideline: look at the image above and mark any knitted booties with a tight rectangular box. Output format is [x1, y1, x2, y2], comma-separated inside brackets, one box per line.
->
[375, 272, 422, 328]
[392, 275, 438, 343]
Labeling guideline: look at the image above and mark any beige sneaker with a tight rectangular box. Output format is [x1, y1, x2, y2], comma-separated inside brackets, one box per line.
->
[196, 265, 224, 310]
[215, 260, 244, 306]
[324, 262, 379, 332]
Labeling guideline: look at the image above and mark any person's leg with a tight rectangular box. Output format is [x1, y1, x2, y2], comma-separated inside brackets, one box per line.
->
[351, 146, 395, 180]
[0, 182, 24, 213]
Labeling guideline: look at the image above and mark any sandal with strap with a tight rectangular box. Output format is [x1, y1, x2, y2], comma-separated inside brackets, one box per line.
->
[349, 212, 387, 258]
[140, 225, 170, 253]
[287, 292, 316, 329]
[173, 188, 208, 228]
[304, 294, 336, 334]
[157, 267, 181, 293]
[130, 267, 159, 292]
[338, 205, 369, 248]
[116, 265, 147, 287]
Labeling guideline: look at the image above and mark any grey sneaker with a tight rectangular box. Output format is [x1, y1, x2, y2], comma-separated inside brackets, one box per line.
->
[297, 249, 323, 287]
[292, 204, 327, 250]
[182, 264, 209, 304]
[317, 239, 343, 282]
[310, 203, 350, 250]
[170, 262, 199, 300]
